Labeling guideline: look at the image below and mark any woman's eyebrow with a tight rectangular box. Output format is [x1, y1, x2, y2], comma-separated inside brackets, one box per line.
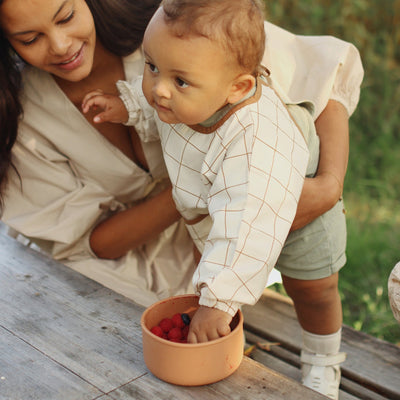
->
[10, 0, 69, 36]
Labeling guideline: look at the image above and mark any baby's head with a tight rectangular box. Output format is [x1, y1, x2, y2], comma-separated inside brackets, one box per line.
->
[161, 0, 266, 77]
[141, 0, 266, 126]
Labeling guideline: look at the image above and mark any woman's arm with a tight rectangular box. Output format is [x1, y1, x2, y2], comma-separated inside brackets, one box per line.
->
[89, 185, 181, 259]
[291, 100, 349, 231]
[262, 22, 363, 231]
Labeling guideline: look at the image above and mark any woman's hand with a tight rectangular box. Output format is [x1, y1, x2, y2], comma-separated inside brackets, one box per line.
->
[291, 100, 349, 231]
[291, 174, 342, 231]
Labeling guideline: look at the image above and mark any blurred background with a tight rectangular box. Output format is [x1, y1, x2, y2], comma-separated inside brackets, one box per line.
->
[264, 0, 400, 344]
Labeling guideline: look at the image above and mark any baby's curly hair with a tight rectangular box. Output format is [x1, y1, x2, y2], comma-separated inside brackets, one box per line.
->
[160, 0, 265, 77]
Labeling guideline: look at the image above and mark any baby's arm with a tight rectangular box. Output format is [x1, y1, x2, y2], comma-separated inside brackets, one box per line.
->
[82, 90, 129, 124]
[187, 306, 232, 343]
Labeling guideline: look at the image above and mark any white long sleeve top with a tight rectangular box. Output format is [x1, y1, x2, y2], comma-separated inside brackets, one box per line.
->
[119, 77, 310, 316]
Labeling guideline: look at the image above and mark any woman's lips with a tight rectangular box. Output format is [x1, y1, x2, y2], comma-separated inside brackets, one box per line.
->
[55, 44, 85, 71]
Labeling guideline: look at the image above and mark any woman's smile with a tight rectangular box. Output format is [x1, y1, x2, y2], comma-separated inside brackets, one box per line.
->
[54, 43, 85, 70]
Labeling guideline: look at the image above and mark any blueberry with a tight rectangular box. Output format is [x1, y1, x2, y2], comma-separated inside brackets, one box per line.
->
[181, 313, 191, 325]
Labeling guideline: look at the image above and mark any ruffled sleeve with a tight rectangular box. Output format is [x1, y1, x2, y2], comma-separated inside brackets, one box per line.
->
[263, 21, 364, 118]
[117, 78, 159, 142]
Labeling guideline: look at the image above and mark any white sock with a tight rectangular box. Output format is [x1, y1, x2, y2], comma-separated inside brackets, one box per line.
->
[302, 328, 342, 355]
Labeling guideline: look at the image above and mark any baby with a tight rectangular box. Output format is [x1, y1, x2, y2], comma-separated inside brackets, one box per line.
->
[83, 0, 346, 398]
[83, 0, 309, 340]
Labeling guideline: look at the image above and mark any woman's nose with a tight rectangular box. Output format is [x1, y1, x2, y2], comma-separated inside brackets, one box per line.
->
[49, 30, 72, 56]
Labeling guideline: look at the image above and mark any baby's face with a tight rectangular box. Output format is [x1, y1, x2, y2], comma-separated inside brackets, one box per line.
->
[142, 7, 238, 126]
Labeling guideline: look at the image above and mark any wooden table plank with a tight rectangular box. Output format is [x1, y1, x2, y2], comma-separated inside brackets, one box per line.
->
[0, 326, 102, 400]
[0, 233, 326, 399]
[105, 357, 326, 400]
[0, 240, 149, 393]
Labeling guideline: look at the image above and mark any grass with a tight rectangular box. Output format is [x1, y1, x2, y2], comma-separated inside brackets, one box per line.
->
[264, 0, 400, 344]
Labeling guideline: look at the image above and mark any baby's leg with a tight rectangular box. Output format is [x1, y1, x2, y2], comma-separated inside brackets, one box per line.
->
[281, 273, 345, 400]
[282, 273, 341, 334]
[276, 199, 347, 400]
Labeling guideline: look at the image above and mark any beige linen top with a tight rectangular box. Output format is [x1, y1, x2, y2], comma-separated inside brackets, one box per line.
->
[1, 22, 363, 307]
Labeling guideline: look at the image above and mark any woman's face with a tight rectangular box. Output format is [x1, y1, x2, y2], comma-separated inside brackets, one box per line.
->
[0, 0, 96, 82]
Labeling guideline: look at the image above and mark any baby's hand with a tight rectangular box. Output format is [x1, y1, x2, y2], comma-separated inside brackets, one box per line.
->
[82, 90, 128, 124]
[187, 306, 232, 343]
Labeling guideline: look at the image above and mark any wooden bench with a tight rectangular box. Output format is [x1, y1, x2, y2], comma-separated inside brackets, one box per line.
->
[242, 290, 400, 400]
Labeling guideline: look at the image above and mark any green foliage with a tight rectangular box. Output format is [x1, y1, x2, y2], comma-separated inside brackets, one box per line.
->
[341, 199, 400, 343]
[264, 0, 400, 344]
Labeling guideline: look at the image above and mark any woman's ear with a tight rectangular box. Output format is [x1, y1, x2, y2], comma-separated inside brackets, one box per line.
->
[227, 74, 256, 104]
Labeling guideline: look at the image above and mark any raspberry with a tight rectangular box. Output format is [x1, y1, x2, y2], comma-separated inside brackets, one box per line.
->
[181, 313, 191, 325]
[172, 313, 185, 328]
[168, 327, 183, 341]
[150, 325, 163, 337]
[182, 324, 190, 339]
[159, 318, 174, 333]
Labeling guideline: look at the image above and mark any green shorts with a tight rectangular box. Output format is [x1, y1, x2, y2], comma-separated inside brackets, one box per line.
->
[275, 199, 347, 280]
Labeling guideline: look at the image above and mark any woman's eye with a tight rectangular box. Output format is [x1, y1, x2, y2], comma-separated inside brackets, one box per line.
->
[176, 78, 188, 88]
[59, 10, 75, 24]
[21, 36, 38, 46]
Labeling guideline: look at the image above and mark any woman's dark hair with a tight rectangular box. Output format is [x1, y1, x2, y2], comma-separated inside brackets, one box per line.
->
[0, 0, 160, 214]
[86, 0, 160, 56]
[0, 1, 22, 214]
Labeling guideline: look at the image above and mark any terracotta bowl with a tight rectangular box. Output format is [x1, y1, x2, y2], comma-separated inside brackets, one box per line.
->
[140, 294, 244, 386]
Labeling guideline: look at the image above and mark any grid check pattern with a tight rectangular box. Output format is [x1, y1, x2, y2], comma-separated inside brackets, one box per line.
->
[120, 78, 309, 316]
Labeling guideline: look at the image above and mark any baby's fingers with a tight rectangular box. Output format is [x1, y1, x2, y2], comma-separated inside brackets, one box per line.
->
[81, 90, 105, 113]
[187, 327, 208, 344]
[216, 320, 231, 337]
[92, 111, 110, 124]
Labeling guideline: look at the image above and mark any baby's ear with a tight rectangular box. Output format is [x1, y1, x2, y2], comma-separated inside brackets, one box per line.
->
[227, 74, 256, 104]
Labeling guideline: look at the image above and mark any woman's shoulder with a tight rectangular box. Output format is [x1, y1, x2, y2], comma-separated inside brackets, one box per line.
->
[21, 64, 48, 84]
[21, 66, 56, 104]
[123, 47, 145, 82]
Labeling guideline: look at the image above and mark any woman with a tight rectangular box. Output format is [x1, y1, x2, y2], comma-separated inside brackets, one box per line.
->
[0, 1, 363, 398]
[0, 0, 362, 321]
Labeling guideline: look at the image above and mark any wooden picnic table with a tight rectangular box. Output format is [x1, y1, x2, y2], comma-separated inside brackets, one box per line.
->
[0, 233, 326, 400]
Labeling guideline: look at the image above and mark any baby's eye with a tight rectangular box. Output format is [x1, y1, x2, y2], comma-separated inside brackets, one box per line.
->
[176, 77, 189, 88]
[146, 62, 159, 73]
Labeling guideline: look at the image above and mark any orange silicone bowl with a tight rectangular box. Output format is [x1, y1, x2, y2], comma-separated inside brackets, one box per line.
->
[140, 294, 244, 386]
